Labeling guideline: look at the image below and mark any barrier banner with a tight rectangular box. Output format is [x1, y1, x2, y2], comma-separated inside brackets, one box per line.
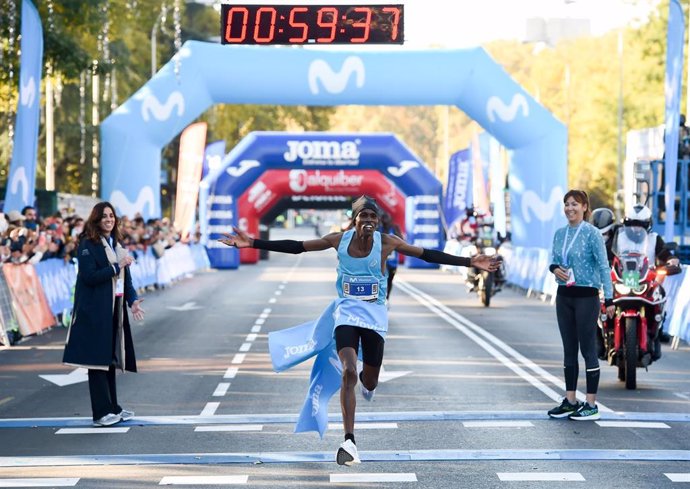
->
[2, 263, 55, 335]
[174, 122, 207, 239]
[33, 259, 77, 316]
[5, 0, 43, 212]
[0, 271, 18, 346]
[130, 248, 158, 290]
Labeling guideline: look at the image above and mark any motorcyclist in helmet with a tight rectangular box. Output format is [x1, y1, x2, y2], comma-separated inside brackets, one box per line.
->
[594, 204, 680, 346]
[591, 208, 617, 265]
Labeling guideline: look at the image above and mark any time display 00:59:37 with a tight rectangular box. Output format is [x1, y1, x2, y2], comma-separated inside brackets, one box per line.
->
[220, 4, 404, 45]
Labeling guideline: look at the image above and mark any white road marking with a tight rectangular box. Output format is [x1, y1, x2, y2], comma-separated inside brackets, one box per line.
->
[463, 421, 533, 428]
[194, 424, 263, 432]
[274, 290, 282, 296]
[327, 422, 398, 430]
[268, 298, 276, 304]
[250, 326, 261, 333]
[159, 475, 248, 485]
[666, 473, 690, 482]
[254, 318, 266, 325]
[239, 343, 252, 352]
[223, 367, 239, 379]
[674, 392, 690, 401]
[278, 284, 285, 290]
[39, 368, 88, 387]
[245, 334, 257, 342]
[596, 421, 670, 429]
[0, 479, 79, 487]
[330, 473, 417, 483]
[397, 281, 612, 412]
[262, 308, 271, 315]
[231, 354, 246, 364]
[212, 383, 230, 397]
[56, 427, 129, 435]
[498, 473, 585, 481]
[200, 402, 219, 416]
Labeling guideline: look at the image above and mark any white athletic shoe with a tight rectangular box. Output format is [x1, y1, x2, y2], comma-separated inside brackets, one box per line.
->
[336, 439, 361, 466]
[360, 382, 375, 402]
[93, 413, 121, 427]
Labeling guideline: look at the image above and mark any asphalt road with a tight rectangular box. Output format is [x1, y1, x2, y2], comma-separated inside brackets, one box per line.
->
[0, 230, 689, 488]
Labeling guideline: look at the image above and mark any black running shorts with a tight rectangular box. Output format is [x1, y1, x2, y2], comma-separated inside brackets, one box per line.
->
[334, 325, 385, 367]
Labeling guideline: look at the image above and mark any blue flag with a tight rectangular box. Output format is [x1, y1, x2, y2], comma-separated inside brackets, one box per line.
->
[5, 0, 43, 212]
[663, 0, 685, 241]
[443, 148, 473, 230]
[201, 140, 226, 181]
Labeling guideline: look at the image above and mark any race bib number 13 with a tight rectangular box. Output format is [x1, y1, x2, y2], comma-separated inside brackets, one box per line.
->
[342, 274, 378, 301]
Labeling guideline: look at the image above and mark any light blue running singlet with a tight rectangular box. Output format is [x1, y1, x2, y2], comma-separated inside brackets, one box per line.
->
[336, 229, 387, 305]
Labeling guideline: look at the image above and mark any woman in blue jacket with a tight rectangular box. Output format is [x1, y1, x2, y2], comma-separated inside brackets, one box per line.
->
[548, 190, 615, 421]
[63, 202, 144, 427]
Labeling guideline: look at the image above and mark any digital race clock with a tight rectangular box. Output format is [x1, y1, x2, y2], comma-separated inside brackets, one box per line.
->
[220, 4, 404, 45]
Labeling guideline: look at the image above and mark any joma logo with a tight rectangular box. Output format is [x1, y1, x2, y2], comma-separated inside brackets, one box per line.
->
[284, 140, 360, 163]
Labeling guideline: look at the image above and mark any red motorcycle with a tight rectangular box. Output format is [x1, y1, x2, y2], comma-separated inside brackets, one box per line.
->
[598, 225, 679, 390]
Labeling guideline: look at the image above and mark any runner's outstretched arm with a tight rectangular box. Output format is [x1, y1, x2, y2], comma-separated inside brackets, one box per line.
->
[220, 227, 337, 253]
[386, 234, 499, 272]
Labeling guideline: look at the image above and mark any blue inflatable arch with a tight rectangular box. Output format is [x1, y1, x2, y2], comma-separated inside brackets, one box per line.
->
[101, 41, 567, 249]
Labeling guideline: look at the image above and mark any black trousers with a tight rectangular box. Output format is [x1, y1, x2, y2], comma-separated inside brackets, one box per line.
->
[88, 314, 122, 420]
[88, 366, 121, 420]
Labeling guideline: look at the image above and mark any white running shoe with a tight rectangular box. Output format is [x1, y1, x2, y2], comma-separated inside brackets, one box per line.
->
[93, 413, 121, 427]
[360, 382, 375, 402]
[118, 409, 135, 422]
[336, 439, 361, 466]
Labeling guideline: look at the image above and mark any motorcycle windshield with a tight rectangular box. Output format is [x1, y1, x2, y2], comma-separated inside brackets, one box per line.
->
[613, 226, 649, 283]
[613, 226, 649, 257]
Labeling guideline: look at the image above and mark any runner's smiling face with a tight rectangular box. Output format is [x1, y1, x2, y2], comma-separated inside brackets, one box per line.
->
[355, 209, 379, 237]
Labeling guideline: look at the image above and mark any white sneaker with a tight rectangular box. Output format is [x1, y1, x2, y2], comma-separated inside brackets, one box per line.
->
[360, 382, 375, 402]
[336, 439, 361, 466]
[93, 413, 121, 427]
[118, 409, 135, 422]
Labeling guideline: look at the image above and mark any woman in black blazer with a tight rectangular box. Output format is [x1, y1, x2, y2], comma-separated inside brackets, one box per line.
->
[63, 202, 144, 426]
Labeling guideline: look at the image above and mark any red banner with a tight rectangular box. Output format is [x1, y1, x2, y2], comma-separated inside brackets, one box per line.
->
[174, 122, 207, 239]
[2, 263, 55, 336]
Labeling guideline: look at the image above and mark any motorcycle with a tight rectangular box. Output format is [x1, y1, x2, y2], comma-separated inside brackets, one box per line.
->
[598, 225, 680, 390]
[465, 224, 505, 307]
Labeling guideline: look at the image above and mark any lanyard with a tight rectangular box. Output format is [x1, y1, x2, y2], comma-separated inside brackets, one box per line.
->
[561, 222, 583, 267]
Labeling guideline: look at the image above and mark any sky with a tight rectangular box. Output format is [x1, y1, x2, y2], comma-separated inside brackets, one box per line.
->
[215, 0, 660, 48]
[402, 0, 658, 48]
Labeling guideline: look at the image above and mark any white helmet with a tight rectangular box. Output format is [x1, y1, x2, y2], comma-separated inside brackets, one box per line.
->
[624, 204, 652, 230]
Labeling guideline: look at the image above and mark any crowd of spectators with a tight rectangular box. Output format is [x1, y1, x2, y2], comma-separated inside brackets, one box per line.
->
[0, 205, 189, 265]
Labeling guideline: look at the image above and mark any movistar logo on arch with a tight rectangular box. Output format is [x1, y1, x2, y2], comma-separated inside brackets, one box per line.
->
[283, 140, 360, 166]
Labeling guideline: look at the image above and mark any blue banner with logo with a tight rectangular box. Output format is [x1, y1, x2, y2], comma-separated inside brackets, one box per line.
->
[201, 140, 226, 181]
[663, 0, 685, 241]
[5, 0, 43, 212]
[444, 148, 473, 230]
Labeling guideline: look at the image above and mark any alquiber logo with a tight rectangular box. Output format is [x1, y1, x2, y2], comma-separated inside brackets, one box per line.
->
[289, 169, 364, 193]
[283, 140, 360, 165]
